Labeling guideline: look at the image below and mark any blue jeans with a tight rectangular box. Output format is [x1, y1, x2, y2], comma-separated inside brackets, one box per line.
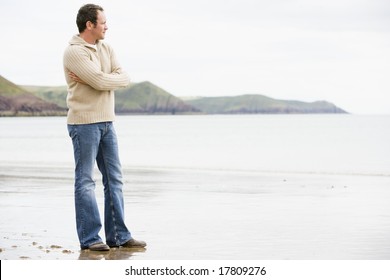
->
[67, 122, 132, 248]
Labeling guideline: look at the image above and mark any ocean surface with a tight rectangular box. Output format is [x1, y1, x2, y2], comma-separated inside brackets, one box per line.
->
[0, 114, 389, 175]
[1, 114, 390, 260]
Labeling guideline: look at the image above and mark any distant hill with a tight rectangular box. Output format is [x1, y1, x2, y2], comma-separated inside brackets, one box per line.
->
[23, 85, 68, 109]
[2, 73, 348, 116]
[23, 81, 200, 115]
[186, 94, 347, 114]
[115, 81, 200, 114]
[0, 75, 66, 116]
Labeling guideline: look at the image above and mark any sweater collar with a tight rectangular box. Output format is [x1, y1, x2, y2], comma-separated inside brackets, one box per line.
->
[69, 34, 102, 51]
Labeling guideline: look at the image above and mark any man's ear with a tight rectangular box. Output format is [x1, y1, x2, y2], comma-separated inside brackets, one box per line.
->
[86, 21, 94, 30]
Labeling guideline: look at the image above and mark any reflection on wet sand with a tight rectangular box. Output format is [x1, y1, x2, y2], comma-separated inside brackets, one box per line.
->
[78, 247, 147, 260]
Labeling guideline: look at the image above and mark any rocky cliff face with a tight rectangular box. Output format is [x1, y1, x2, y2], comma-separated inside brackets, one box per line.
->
[0, 75, 66, 116]
[0, 93, 65, 116]
[2, 74, 348, 116]
[115, 81, 200, 114]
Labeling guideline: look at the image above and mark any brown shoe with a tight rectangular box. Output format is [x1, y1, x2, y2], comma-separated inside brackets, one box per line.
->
[120, 238, 147, 248]
[84, 242, 110, 251]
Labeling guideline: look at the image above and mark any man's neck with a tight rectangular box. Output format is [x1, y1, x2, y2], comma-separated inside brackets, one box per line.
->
[79, 33, 96, 45]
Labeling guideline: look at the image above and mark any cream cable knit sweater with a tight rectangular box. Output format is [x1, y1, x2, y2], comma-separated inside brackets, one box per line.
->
[63, 35, 130, 124]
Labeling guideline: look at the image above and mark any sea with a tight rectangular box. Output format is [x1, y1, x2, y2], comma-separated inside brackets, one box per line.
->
[0, 114, 389, 176]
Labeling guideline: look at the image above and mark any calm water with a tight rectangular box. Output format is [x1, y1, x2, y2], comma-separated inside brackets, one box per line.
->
[0, 114, 389, 175]
[1, 114, 390, 260]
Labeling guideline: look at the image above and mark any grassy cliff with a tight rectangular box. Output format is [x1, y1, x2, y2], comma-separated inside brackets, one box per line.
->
[2, 74, 348, 116]
[23, 85, 68, 109]
[187, 94, 347, 114]
[23, 81, 200, 114]
[0, 75, 66, 116]
[115, 82, 200, 114]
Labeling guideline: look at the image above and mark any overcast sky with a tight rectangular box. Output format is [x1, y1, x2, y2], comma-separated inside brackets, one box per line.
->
[1, 0, 389, 114]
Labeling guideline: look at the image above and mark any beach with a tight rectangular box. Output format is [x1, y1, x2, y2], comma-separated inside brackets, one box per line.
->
[1, 163, 390, 260]
[1, 115, 390, 260]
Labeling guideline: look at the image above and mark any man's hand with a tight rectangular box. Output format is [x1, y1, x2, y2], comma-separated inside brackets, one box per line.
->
[69, 71, 86, 84]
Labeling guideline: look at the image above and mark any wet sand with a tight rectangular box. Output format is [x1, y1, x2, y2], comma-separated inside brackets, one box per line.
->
[1, 163, 390, 260]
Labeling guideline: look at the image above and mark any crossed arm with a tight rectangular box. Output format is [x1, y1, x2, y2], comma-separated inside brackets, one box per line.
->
[68, 71, 86, 84]
[64, 45, 130, 91]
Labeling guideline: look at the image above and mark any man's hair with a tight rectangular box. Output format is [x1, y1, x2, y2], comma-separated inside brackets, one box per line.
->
[76, 4, 104, 33]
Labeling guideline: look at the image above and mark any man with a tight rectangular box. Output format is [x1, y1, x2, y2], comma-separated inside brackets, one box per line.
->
[63, 4, 146, 251]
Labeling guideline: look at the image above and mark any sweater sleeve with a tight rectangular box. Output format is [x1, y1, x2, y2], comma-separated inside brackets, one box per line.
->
[63, 46, 130, 91]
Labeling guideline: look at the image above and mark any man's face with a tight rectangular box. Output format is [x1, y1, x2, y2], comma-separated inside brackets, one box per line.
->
[91, 10, 108, 41]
